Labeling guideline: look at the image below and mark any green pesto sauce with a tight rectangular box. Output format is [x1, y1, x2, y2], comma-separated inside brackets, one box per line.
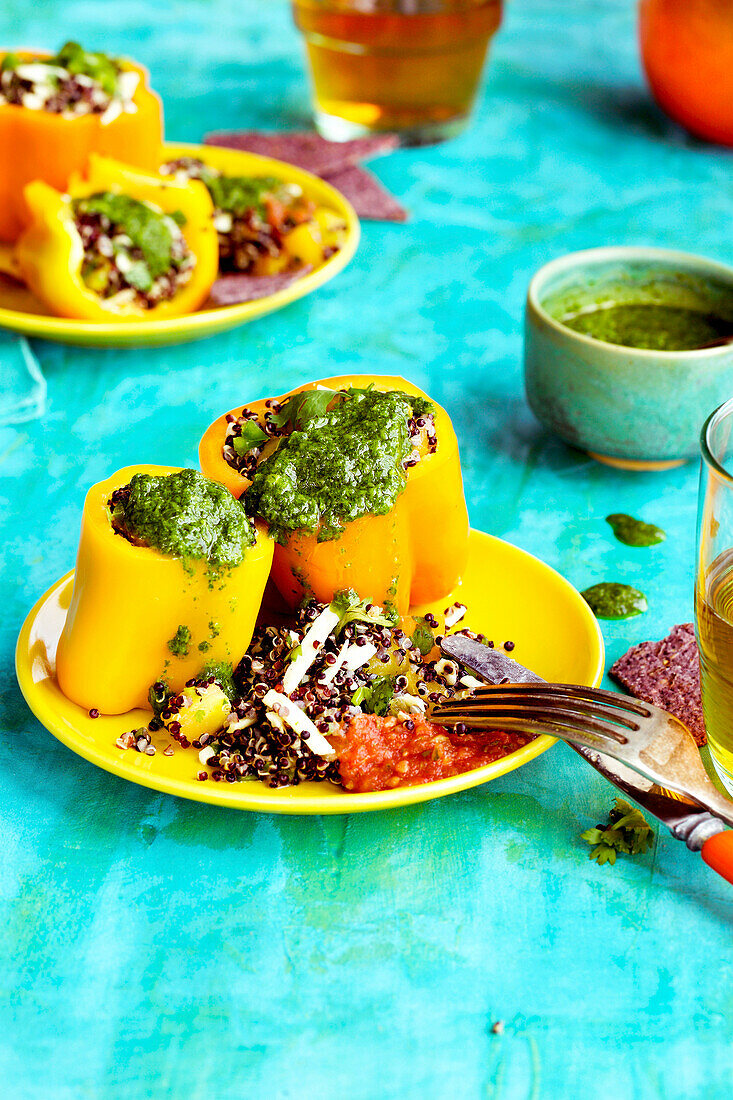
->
[203, 171, 281, 217]
[167, 624, 191, 658]
[561, 304, 731, 351]
[606, 513, 666, 547]
[245, 388, 426, 544]
[582, 583, 648, 620]
[199, 660, 236, 701]
[111, 468, 256, 570]
[73, 192, 186, 292]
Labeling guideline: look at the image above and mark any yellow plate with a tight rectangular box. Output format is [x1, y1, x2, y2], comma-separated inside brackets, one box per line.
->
[15, 530, 604, 814]
[0, 142, 360, 348]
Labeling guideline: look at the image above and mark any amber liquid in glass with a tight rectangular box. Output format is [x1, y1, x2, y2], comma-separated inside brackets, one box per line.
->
[292, 0, 502, 143]
[696, 549, 733, 791]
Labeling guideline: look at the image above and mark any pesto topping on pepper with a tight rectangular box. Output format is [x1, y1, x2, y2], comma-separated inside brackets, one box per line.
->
[605, 513, 666, 547]
[159, 157, 318, 274]
[73, 192, 193, 305]
[109, 468, 256, 571]
[581, 582, 648, 620]
[168, 625, 192, 658]
[244, 388, 434, 543]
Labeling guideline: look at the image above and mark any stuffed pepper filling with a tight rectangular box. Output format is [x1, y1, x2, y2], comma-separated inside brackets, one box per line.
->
[108, 468, 256, 574]
[222, 386, 437, 543]
[0, 41, 138, 123]
[72, 191, 195, 308]
[160, 156, 338, 273]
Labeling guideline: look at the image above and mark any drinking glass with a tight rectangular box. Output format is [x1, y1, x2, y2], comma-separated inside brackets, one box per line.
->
[291, 0, 503, 145]
[696, 396, 733, 794]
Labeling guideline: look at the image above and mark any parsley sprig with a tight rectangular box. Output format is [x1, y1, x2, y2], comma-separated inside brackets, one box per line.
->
[582, 798, 654, 865]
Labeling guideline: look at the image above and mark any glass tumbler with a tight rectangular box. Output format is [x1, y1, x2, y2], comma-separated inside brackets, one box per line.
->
[292, 0, 503, 145]
[696, 396, 733, 795]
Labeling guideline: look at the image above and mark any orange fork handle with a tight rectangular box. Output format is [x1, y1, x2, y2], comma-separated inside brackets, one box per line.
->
[701, 831, 733, 884]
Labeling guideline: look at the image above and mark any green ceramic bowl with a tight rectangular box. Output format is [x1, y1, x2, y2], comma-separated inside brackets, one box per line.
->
[524, 247, 733, 469]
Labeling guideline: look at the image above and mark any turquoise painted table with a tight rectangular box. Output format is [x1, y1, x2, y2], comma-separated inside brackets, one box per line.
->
[2, 2, 732, 1096]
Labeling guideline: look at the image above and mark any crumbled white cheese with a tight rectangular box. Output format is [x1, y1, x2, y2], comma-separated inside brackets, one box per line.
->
[263, 689, 334, 757]
[282, 607, 340, 695]
[444, 603, 467, 628]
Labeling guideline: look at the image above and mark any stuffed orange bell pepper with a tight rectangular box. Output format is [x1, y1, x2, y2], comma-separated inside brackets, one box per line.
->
[56, 465, 274, 715]
[0, 42, 162, 242]
[15, 155, 218, 321]
[199, 375, 470, 615]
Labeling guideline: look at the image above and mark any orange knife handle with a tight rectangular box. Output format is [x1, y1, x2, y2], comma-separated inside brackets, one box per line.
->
[702, 831, 733, 884]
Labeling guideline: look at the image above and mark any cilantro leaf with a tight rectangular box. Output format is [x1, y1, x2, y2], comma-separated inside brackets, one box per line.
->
[233, 420, 268, 456]
[411, 616, 435, 656]
[330, 588, 398, 631]
[352, 676, 395, 716]
[582, 798, 653, 866]
[271, 388, 340, 431]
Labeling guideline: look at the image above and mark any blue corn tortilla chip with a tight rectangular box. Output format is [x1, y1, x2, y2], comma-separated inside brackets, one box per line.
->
[207, 266, 312, 307]
[610, 623, 706, 746]
[203, 130, 399, 177]
[322, 164, 407, 222]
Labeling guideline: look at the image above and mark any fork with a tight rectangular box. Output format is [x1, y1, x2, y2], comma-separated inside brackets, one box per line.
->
[432, 638, 733, 883]
[433, 681, 733, 828]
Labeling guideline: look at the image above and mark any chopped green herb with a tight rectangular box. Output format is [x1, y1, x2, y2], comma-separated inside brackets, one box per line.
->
[233, 421, 268, 456]
[352, 676, 395, 716]
[167, 624, 191, 658]
[582, 798, 654, 865]
[330, 589, 398, 631]
[53, 40, 121, 97]
[605, 513, 666, 547]
[411, 616, 436, 656]
[198, 640, 210, 653]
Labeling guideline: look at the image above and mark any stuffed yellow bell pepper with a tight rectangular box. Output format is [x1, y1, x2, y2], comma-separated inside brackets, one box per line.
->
[56, 465, 274, 714]
[198, 375, 470, 616]
[15, 155, 218, 321]
[0, 42, 163, 242]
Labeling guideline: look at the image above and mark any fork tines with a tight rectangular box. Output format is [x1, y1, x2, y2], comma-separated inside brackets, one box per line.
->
[432, 682, 654, 743]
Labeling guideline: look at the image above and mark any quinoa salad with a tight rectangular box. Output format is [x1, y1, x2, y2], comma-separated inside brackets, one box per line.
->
[72, 192, 195, 308]
[118, 591, 532, 792]
[0, 41, 139, 123]
[160, 156, 335, 274]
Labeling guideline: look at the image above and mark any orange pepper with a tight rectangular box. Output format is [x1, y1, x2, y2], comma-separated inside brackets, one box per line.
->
[198, 374, 470, 615]
[640, 0, 733, 146]
[56, 465, 274, 714]
[15, 155, 219, 321]
[0, 54, 162, 242]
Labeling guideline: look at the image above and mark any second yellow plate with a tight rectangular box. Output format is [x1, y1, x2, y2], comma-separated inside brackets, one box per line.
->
[16, 530, 604, 814]
[0, 142, 360, 348]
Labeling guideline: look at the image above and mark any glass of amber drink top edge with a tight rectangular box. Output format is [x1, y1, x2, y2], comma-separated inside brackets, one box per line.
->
[696, 396, 733, 795]
[292, 0, 503, 145]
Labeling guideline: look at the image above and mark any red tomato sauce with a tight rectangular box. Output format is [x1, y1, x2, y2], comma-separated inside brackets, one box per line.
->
[334, 714, 533, 792]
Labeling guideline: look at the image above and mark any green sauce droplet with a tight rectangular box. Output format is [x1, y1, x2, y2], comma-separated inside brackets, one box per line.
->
[605, 514, 666, 547]
[167, 624, 191, 657]
[581, 583, 648, 619]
